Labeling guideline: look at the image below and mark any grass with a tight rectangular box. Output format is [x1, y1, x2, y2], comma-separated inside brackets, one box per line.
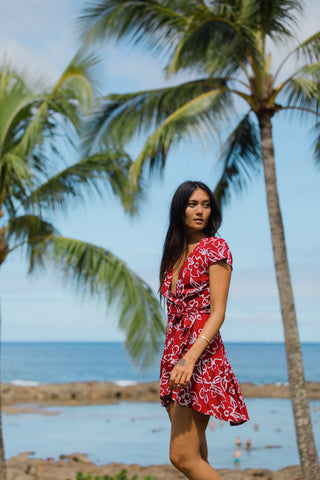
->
[66, 469, 156, 480]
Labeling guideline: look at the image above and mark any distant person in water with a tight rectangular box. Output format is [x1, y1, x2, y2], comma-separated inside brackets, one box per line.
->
[159, 181, 249, 480]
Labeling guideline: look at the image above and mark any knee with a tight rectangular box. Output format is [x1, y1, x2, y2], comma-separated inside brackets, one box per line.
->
[169, 447, 193, 474]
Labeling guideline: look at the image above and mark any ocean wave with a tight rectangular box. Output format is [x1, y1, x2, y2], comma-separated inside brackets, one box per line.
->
[114, 380, 138, 387]
[11, 380, 40, 387]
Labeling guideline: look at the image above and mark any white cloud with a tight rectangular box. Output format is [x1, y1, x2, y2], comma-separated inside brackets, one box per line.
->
[265, 0, 320, 82]
[0, 0, 82, 83]
[2, 1, 319, 92]
[298, 0, 320, 40]
[1, 38, 59, 84]
[0, 1, 319, 343]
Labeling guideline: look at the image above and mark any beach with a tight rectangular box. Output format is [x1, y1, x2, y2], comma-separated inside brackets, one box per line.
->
[7, 451, 304, 480]
[2, 380, 320, 479]
[2, 343, 319, 477]
[1, 380, 320, 409]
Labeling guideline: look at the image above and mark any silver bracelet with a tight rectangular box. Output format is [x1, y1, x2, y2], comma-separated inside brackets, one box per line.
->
[199, 334, 211, 345]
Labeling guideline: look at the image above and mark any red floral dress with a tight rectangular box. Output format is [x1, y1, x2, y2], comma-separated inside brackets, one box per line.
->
[160, 236, 249, 426]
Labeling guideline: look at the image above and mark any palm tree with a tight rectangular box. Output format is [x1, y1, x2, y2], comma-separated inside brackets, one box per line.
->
[0, 52, 164, 480]
[78, 0, 320, 478]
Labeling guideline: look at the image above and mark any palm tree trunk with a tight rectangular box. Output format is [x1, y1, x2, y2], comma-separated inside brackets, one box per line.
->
[0, 396, 6, 480]
[0, 302, 7, 480]
[258, 111, 320, 480]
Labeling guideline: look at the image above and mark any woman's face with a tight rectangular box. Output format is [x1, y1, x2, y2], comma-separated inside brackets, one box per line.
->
[184, 188, 211, 233]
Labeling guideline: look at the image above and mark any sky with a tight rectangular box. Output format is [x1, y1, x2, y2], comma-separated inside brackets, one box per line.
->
[0, 0, 319, 344]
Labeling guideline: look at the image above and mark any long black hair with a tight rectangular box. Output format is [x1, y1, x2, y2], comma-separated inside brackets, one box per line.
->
[159, 181, 222, 290]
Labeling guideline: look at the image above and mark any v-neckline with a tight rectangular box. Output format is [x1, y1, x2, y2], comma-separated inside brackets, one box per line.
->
[169, 237, 205, 295]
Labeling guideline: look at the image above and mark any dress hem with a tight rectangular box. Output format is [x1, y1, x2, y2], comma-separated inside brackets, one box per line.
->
[160, 395, 249, 426]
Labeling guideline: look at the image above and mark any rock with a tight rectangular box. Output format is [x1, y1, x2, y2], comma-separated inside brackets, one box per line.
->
[218, 469, 272, 479]
[273, 465, 303, 480]
[7, 468, 26, 480]
[2, 381, 320, 408]
[250, 468, 273, 478]
[6, 453, 304, 480]
[10, 452, 35, 462]
[68, 453, 92, 464]
[8, 474, 34, 480]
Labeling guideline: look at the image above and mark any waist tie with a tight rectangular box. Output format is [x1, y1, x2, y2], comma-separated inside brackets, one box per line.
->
[171, 311, 210, 341]
[170, 310, 210, 323]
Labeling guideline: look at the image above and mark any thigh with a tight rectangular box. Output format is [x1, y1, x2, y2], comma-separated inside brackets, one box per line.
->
[170, 403, 210, 456]
[165, 401, 175, 423]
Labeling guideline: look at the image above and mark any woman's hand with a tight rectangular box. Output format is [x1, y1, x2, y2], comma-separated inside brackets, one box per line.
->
[169, 357, 195, 390]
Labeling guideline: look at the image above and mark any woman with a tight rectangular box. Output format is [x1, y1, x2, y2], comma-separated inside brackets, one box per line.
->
[159, 181, 249, 480]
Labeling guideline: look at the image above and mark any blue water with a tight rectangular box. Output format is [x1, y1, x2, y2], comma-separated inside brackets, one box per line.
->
[3, 399, 320, 469]
[1, 342, 320, 469]
[1, 341, 319, 385]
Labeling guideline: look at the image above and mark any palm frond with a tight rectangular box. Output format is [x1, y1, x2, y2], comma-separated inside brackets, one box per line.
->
[311, 121, 320, 168]
[6, 214, 59, 260]
[294, 30, 320, 64]
[279, 71, 320, 115]
[0, 67, 35, 155]
[3, 152, 31, 184]
[84, 79, 229, 153]
[128, 87, 233, 188]
[273, 31, 320, 84]
[84, 79, 233, 191]
[0, 152, 32, 216]
[251, 0, 303, 41]
[214, 112, 262, 207]
[79, 0, 258, 79]
[78, 0, 191, 54]
[0, 61, 15, 97]
[166, 1, 259, 78]
[30, 235, 165, 369]
[17, 49, 99, 160]
[22, 151, 138, 215]
[166, 19, 250, 78]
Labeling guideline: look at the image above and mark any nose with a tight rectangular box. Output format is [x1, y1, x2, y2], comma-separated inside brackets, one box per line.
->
[196, 204, 203, 215]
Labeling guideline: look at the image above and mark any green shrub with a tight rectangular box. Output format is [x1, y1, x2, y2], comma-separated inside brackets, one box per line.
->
[66, 469, 156, 480]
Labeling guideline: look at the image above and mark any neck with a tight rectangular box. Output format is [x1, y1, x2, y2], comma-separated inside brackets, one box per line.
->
[186, 230, 205, 245]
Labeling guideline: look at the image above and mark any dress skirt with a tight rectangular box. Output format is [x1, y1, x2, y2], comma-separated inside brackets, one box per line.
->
[160, 312, 249, 425]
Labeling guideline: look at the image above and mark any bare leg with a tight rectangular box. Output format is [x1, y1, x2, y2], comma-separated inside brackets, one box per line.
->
[166, 402, 209, 462]
[166, 402, 221, 480]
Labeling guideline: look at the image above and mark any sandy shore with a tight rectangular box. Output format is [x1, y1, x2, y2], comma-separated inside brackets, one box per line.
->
[3, 383, 314, 479]
[1, 381, 320, 411]
[7, 452, 304, 480]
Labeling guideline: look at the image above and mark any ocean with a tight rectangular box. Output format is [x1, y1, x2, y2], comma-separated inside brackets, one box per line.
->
[1, 342, 320, 470]
[1, 341, 320, 385]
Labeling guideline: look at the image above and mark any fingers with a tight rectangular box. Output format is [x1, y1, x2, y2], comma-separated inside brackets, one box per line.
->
[168, 357, 194, 390]
[170, 379, 188, 390]
[169, 367, 191, 390]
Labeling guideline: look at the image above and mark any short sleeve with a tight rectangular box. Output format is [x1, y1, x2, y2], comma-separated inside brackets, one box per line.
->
[206, 237, 233, 268]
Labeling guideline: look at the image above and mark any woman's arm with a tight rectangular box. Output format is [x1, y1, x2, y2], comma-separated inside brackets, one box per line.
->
[169, 260, 232, 390]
